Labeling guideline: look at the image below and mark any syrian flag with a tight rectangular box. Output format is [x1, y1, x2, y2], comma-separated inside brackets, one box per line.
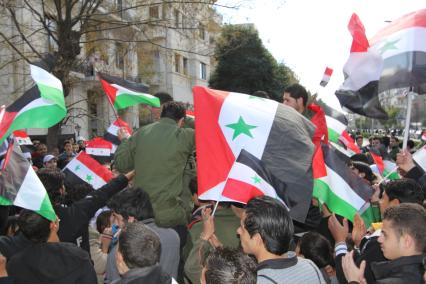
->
[0, 64, 66, 145]
[85, 137, 113, 164]
[104, 118, 133, 152]
[13, 130, 35, 154]
[63, 151, 113, 189]
[370, 9, 426, 95]
[335, 13, 388, 119]
[313, 144, 376, 226]
[193, 86, 315, 223]
[98, 73, 160, 110]
[413, 146, 426, 172]
[221, 149, 294, 209]
[320, 67, 333, 87]
[0, 139, 56, 221]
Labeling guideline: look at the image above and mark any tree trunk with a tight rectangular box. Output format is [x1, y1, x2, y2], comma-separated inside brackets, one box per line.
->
[46, 123, 61, 151]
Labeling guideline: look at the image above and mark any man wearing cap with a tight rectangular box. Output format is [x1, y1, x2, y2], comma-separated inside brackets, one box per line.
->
[43, 154, 58, 169]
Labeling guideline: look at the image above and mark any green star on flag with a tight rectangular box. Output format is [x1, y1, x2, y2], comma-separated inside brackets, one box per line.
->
[251, 175, 261, 184]
[226, 116, 257, 140]
[378, 38, 400, 55]
[86, 174, 93, 183]
[74, 165, 81, 171]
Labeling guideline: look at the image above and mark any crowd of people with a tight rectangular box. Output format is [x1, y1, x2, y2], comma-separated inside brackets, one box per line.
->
[0, 86, 425, 284]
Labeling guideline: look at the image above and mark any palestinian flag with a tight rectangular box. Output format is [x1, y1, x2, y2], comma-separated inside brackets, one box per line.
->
[369, 149, 400, 180]
[0, 64, 66, 145]
[413, 145, 426, 172]
[320, 67, 333, 87]
[313, 144, 376, 226]
[335, 13, 388, 119]
[0, 139, 56, 221]
[98, 73, 160, 110]
[85, 137, 113, 164]
[63, 151, 113, 189]
[103, 118, 133, 152]
[370, 9, 426, 95]
[193, 86, 315, 223]
[221, 149, 294, 209]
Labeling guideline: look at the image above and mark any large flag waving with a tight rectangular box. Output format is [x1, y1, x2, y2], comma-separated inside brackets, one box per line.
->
[194, 86, 315, 223]
[335, 13, 387, 119]
[0, 64, 66, 144]
[313, 144, 376, 226]
[98, 73, 160, 110]
[370, 9, 426, 95]
[0, 139, 56, 221]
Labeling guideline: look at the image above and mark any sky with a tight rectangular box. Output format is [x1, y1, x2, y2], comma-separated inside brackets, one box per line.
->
[216, 0, 425, 109]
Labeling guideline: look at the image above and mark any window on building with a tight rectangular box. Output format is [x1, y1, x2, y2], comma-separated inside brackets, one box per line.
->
[174, 9, 180, 28]
[174, 53, 181, 73]
[149, 5, 159, 19]
[115, 42, 124, 69]
[199, 62, 207, 80]
[198, 23, 205, 40]
[183, 57, 188, 75]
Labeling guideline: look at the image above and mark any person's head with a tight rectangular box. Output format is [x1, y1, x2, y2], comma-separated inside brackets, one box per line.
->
[116, 222, 161, 275]
[43, 154, 57, 169]
[407, 139, 415, 150]
[160, 101, 186, 125]
[350, 153, 370, 164]
[72, 143, 79, 153]
[382, 136, 390, 148]
[355, 135, 363, 148]
[251, 90, 270, 100]
[201, 247, 257, 284]
[18, 210, 59, 243]
[350, 161, 375, 184]
[37, 168, 65, 205]
[4, 216, 19, 236]
[379, 179, 424, 214]
[237, 196, 293, 259]
[96, 210, 112, 234]
[64, 183, 94, 205]
[63, 140, 73, 154]
[152, 92, 173, 121]
[282, 83, 308, 113]
[36, 143, 47, 155]
[107, 187, 154, 228]
[32, 140, 40, 148]
[390, 136, 399, 148]
[297, 232, 334, 269]
[378, 203, 426, 260]
[371, 136, 382, 150]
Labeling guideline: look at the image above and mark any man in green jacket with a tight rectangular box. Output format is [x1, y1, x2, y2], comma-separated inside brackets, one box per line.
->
[114, 101, 195, 232]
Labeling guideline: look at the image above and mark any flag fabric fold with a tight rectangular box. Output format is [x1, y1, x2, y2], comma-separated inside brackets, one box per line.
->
[193, 86, 315, 223]
[0, 64, 66, 144]
[335, 13, 388, 119]
[98, 73, 160, 110]
[63, 151, 113, 189]
[0, 139, 56, 221]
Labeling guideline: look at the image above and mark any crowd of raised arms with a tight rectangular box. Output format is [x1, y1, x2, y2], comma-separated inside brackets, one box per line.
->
[0, 86, 425, 284]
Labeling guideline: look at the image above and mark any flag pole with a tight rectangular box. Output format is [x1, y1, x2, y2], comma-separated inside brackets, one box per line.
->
[211, 200, 220, 217]
[402, 90, 415, 150]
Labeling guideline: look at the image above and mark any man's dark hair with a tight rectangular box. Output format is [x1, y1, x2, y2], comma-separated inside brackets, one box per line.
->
[251, 90, 270, 99]
[407, 139, 415, 149]
[284, 83, 308, 107]
[154, 92, 173, 105]
[356, 135, 363, 140]
[18, 210, 51, 243]
[96, 210, 112, 234]
[350, 153, 370, 164]
[383, 203, 426, 253]
[384, 179, 424, 205]
[244, 196, 293, 255]
[298, 232, 334, 269]
[351, 161, 375, 184]
[382, 136, 390, 148]
[118, 222, 161, 268]
[107, 187, 154, 221]
[37, 168, 65, 205]
[204, 247, 256, 284]
[160, 101, 186, 121]
[64, 183, 94, 205]
[63, 140, 72, 147]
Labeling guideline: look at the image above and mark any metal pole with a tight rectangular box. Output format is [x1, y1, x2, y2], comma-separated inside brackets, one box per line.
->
[402, 92, 414, 150]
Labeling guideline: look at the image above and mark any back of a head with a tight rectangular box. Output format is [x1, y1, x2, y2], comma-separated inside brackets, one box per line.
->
[107, 187, 154, 221]
[284, 83, 308, 107]
[37, 168, 65, 205]
[251, 90, 270, 99]
[160, 101, 186, 121]
[351, 161, 375, 183]
[350, 153, 370, 164]
[383, 203, 426, 253]
[384, 179, 424, 205]
[118, 222, 161, 268]
[299, 232, 334, 269]
[154, 92, 173, 105]
[64, 182, 94, 205]
[204, 247, 256, 284]
[18, 210, 51, 243]
[245, 196, 293, 255]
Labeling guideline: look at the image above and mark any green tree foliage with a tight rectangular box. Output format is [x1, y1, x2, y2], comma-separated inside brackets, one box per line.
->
[209, 24, 297, 101]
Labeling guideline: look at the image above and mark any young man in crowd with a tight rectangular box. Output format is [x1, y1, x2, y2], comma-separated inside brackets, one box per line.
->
[237, 196, 325, 283]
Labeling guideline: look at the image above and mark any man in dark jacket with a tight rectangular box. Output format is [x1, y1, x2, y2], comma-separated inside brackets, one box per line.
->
[112, 222, 175, 284]
[5, 210, 97, 284]
[342, 203, 426, 284]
